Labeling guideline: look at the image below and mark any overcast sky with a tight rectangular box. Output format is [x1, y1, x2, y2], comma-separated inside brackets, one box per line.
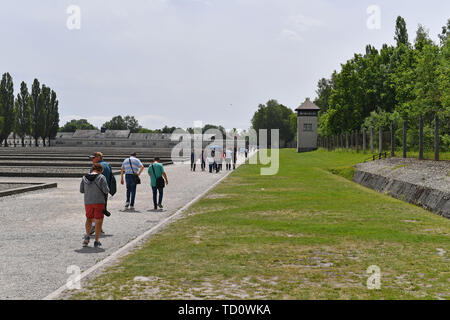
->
[0, 0, 448, 131]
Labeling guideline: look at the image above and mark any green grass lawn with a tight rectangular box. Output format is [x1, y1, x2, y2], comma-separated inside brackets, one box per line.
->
[70, 149, 450, 300]
[322, 147, 450, 161]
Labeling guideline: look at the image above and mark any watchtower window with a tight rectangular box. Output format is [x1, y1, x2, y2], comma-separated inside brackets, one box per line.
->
[303, 124, 313, 132]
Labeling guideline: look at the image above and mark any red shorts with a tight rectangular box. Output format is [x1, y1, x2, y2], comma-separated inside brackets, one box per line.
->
[85, 204, 105, 220]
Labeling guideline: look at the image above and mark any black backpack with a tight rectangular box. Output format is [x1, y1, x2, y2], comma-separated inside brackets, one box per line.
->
[151, 164, 165, 188]
[109, 173, 117, 196]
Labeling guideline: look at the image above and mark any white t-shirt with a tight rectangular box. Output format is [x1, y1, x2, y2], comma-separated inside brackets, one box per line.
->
[225, 150, 232, 159]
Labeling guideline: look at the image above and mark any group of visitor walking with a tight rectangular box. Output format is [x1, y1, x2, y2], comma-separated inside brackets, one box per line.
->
[80, 152, 168, 248]
[191, 148, 240, 173]
[80, 147, 251, 248]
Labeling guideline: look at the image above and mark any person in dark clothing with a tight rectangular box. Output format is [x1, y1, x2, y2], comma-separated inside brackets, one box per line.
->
[190, 149, 196, 171]
[148, 157, 169, 210]
[211, 149, 217, 172]
[201, 149, 206, 171]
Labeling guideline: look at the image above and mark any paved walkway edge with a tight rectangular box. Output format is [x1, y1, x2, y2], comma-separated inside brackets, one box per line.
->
[43, 167, 236, 300]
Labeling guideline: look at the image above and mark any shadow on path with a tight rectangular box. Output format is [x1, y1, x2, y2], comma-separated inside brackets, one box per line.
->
[74, 247, 106, 254]
[118, 209, 143, 213]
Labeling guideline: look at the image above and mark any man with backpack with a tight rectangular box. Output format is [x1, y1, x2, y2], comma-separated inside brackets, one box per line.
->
[80, 163, 109, 248]
[89, 152, 116, 234]
[148, 157, 168, 211]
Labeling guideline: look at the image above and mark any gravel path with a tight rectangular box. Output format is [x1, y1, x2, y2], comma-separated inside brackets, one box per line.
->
[355, 157, 450, 193]
[0, 164, 231, 299]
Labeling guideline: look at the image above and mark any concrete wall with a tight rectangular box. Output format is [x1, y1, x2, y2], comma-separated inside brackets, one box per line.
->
[297, 116, 318, 152]
[354, 169, 450, 219]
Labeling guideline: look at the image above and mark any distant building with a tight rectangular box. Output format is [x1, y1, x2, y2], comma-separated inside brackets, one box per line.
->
[52, 129, 242, 149]
[6, 133, 48, 147]
[296, 98, 320, 153]
[52, 129, 178, 148]
[3, 129, 249, 150]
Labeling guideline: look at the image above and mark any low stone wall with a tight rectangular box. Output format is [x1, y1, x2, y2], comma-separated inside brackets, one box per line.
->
[0, 146, 174, 178]
[0, 182, 57, 197]
[354, 158, 450, 218]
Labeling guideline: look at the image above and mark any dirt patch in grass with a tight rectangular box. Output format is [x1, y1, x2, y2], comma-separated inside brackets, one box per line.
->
[184, 205, 239, 217]
[204, 193, 230, 200]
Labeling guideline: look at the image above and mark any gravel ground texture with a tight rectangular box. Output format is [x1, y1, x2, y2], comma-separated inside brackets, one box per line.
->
[0, 163, 234, 299]
[355, 157, 450, 193]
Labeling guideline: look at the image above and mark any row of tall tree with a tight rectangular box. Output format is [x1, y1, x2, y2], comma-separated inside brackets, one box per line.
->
[315, 16, 449, 151]
[0, 73, 59, 147]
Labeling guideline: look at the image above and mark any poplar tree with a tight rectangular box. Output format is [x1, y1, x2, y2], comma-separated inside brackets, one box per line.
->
[395, 16, 409, 47]
[39, 85, 51, 146]
[15, 81, 31, 146]
[0, 73, 15, 146]
[30, 79, 44, 146]
[46, 90, 59, 144]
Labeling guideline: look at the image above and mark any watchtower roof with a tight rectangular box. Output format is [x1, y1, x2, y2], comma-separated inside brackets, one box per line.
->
[295, 98, 320, 111]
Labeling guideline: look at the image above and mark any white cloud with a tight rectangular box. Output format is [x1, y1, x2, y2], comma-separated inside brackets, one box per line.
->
[282, 13, 324, 41]
[191, 0, 213, 6]
[281, 28, 302, 41]
[289, 14, 324, 31]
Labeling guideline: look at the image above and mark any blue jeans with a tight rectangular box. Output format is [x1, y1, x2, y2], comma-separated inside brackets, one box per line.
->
[152, 186, 164, 208]
[201, 159, 206, 170]
[125, 174, 137, 206]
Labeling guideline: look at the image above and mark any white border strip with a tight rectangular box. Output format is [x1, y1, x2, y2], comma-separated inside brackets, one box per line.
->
[43, 167, 238, 300]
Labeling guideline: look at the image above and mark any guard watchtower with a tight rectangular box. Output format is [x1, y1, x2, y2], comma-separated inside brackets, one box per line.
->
[296, 98, 320, 153]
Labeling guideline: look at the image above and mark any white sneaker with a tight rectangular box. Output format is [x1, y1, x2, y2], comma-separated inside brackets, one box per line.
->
[125, 202, 130, 209]
[130, 206, 135, 211]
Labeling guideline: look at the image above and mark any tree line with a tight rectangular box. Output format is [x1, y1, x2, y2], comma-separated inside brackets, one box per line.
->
[60, 115, 229, 136]
[60, 115, 162, 133]
[315, 16, 449, 153]
[251, 99, 297, 147]
[0, 73, 59, 147]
